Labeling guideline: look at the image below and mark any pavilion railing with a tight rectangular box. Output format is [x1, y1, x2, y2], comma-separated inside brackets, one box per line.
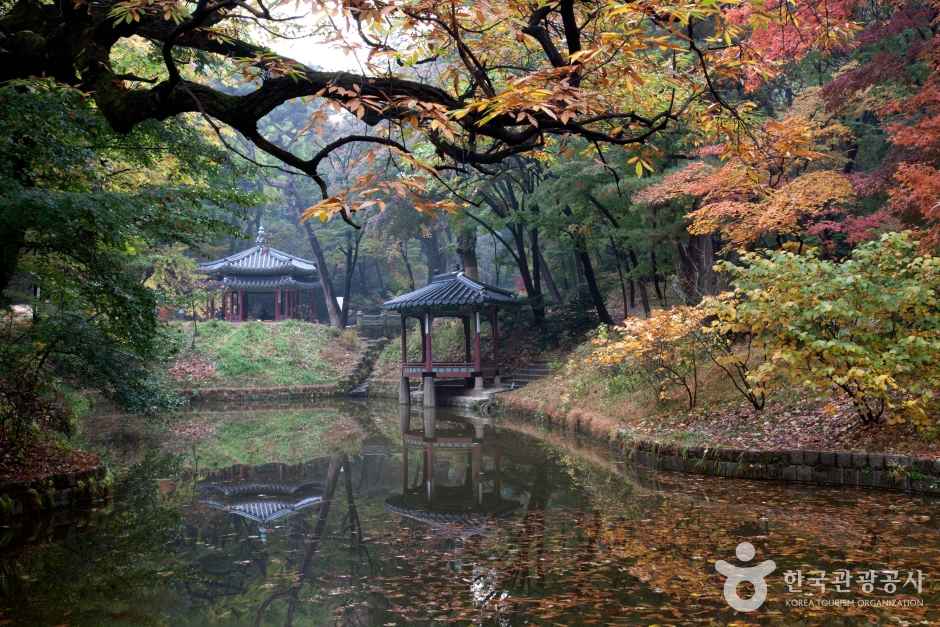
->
[401, 361, 498, 379]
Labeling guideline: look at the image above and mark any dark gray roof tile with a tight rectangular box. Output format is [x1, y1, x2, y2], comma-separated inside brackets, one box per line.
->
[382, 272, 517, 313]
[199, 245, 317, 276]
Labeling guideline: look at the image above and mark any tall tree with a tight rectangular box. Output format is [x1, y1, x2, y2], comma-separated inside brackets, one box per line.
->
[0, 0, 856, 224]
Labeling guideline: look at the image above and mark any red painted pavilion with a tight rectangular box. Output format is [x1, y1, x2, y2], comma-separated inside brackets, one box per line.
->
[382, 271, 517, 406]
[199, 226, 325, 322]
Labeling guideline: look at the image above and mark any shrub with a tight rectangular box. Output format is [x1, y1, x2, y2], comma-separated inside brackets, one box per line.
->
[718, 232, 940, 428]
[697, 293, 770, 411]
[590, 307, 706, 409]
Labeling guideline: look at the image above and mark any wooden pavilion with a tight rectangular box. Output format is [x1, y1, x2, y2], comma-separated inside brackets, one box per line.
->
[382, 271, 517, 407]
[199, 226, 326, 322]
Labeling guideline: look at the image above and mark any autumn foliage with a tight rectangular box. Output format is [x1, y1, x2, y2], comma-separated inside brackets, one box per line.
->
[591, 307, 705, 410]
[718, 232, 940, 428]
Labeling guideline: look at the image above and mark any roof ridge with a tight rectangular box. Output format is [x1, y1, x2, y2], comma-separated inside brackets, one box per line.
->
[382, 270, 517, 311]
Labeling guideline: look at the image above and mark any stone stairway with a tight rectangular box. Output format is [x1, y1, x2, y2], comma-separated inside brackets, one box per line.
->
[504, 360, 553, 389]
[345, 338, 389, 396]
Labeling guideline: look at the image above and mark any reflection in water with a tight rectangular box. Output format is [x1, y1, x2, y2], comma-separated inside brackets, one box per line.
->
[198, 461, 328, 541]
[388, 407, 519, 531]
[2, 401, 940, 626]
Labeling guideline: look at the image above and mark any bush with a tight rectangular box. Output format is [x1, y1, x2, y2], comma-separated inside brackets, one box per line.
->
[590, 307, 705, 409]
[698, 293, 770, 411]
[718, 232, 940, 428]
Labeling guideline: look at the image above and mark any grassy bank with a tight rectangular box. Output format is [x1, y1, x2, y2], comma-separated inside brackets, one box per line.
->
[503, 335, 940, 458]
[166, 320, 363, 389]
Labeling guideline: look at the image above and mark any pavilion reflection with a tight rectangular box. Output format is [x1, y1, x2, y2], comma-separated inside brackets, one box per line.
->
[386, 406, 520, 534]
[196, 460, 331, 542]
[180, 410, 542, 625]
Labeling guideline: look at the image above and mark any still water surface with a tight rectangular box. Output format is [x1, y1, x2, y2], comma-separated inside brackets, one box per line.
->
[2, 400, 939, 625]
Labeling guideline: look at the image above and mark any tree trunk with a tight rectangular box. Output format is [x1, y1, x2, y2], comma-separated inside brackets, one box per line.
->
[0, 226, 23, 304]
[372, 258, 386, 296]
[190, 300, 198, 349]
[398, 241, 416, 290]
[301, 221, 343, 327]
[530, 228, 541, 296]
[577, 248, 613, 326]
[419, 227, 446, 283]
[622, 254, 636, 310]
[510, 225, 545, 324]
[456, 226, 479, 279]
[612, 242, 629, 320]
[562, 206, 612, 325]
[627, 248, 652, 317]
[650, 249, 666, 306]
[536, 247, 562, 304]
[675, 234, 717, 305]
[339, 229, 363, 327]
[492, 234, 501, 285]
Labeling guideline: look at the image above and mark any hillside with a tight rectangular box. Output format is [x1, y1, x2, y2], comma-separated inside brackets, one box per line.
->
[165, 320, 363, 389]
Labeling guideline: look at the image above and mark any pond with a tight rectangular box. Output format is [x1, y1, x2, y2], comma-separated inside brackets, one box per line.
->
[2, 400, 939, 625]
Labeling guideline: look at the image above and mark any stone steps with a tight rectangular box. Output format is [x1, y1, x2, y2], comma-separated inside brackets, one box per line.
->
[345, 338, 390, 396]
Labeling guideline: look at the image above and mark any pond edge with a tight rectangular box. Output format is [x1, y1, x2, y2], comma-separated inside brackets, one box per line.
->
[0, 465, 111, 519]
[496, 394, 940, 496]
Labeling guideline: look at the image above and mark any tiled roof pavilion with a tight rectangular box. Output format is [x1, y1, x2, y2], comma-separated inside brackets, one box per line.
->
[383, 271, 516, 314]
[383, 272, 518, 404]
[199, 226, 323, 321]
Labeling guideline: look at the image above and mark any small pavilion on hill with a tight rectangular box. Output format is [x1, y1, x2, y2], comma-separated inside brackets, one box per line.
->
[199, 226, 326, 322]
[382, 271, 517, 407]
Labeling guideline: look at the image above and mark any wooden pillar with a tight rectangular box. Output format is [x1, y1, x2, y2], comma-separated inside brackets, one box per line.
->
[462, 316, 471, 363]
[424, 443, 435, 501]
[471, 442, 482, 505]
[239, 289, 246, 321]
[401, 315, 408, 364]
[274, 288, 281, 321]
[422, 405, 436, 439]
[400, 436, 409, 494]
[399, 315, 410, 405]
[424, 313, 433, 369]
[472, 310, 483, 391]
[423, 312, 436, 408]
[399, 402, 411, 433]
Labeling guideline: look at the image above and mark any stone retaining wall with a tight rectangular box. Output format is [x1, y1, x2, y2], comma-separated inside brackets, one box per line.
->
[628, 439, 940, 495]
[179, 384, 339, 404]
[498, 395, 940, 496]
[0, 466, 111, 519]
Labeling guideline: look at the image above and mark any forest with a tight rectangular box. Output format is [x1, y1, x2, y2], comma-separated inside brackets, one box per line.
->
[2, 0, 940, 463]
